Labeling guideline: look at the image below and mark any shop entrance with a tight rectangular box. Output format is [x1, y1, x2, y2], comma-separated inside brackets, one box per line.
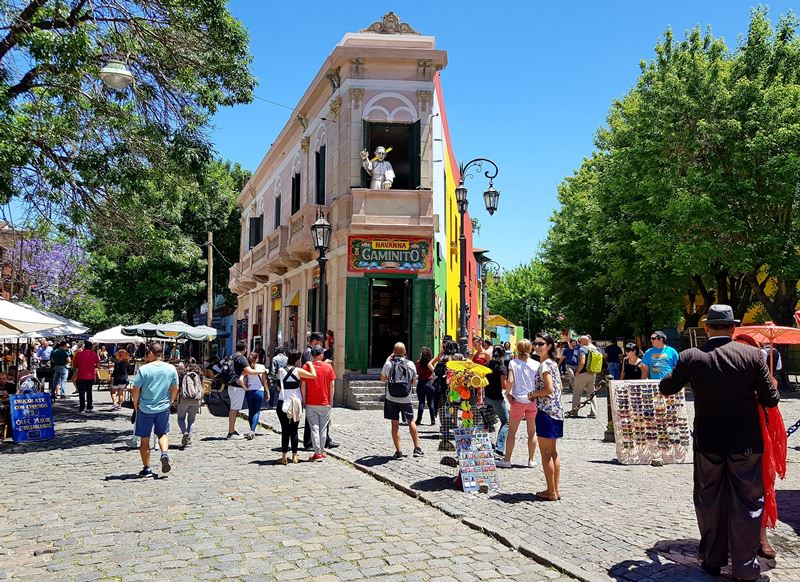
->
[369, 278, 411, 368]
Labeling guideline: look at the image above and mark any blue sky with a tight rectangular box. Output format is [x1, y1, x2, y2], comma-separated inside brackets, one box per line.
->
[212, 1, 797, 270]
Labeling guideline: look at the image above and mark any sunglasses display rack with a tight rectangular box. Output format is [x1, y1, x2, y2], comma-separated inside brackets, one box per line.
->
[453, 427, 500, 493]
[609, 380, 691, 465]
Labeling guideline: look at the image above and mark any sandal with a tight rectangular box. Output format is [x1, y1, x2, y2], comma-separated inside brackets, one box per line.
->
[535, 490, 559, 501]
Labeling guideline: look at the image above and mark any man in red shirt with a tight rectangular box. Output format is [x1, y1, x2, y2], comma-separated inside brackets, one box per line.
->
[72, 340, 100, 412]
[301, 346, 336, 461]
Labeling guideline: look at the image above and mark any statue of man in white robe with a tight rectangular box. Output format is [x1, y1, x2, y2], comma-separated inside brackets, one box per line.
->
[360, 146, 395, 189]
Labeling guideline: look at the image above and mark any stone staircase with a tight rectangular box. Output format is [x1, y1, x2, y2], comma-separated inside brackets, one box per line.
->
[339, 373, 418, 410]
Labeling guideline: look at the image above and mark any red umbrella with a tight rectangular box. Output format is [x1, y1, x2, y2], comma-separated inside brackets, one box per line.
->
[733, 324, 800, 374]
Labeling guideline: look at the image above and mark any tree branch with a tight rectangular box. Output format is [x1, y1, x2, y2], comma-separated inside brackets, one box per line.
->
[4, 63, 61, 99]
[0, 0, 50, 63]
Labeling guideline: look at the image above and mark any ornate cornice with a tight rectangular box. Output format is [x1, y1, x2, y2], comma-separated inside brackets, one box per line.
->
[361, 12, 420, 35]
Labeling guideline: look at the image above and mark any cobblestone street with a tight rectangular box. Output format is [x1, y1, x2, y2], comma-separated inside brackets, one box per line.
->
[253, 394, 800, 582]
[0, 391, 574, 582]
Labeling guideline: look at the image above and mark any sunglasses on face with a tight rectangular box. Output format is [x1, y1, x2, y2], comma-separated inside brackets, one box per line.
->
[533, 342, 547, 347]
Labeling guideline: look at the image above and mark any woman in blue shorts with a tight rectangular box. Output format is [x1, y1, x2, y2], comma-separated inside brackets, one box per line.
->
[527, 332, 564, 501]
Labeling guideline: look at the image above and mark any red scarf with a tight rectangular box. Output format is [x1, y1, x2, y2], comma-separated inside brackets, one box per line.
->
[759, 405, 787, 528]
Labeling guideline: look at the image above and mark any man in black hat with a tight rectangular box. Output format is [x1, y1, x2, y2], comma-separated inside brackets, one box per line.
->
[302, 332, 324, 365]
[659, 304, 779, 582]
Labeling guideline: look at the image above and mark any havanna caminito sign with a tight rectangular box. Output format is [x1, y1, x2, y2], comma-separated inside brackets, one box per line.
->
[348, 236, 432, 274]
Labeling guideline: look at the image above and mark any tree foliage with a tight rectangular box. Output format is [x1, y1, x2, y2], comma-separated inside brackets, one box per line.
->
[0, 0, 255, 238]
[486, 259, 560, 336]
[543, 8, 800, 332]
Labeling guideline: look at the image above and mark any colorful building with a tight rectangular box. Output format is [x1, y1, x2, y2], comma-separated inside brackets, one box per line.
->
[229, 13, 487, 404]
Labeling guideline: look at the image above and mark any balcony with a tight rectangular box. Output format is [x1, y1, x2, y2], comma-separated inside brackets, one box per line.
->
[286, 204, 331, 262]
[346, 188, 433, 229]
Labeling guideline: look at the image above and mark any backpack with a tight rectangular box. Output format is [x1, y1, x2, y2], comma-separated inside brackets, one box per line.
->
[180, 370, 203, 401]
[217, 357, 238, 386]
[387, 357, 413, 398]
[586, 345, 603, 374]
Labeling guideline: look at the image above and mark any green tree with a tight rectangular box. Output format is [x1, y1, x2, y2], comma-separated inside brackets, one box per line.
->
[487, 259, 559, 336]
[0, 0, 255, 237]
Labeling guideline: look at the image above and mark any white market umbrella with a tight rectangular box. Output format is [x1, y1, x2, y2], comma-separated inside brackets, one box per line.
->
[121, 322, 159, 337]
[156, 321, 217, 341]
[89, 325, 143, 344]
[0, 299, 63, 335]
[1, 303, 88, 338]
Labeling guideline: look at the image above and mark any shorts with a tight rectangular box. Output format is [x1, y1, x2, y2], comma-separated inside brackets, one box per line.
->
[135, 409, 170, 438]
[111, 383, 127, 390]
[228, 385, 245, 410]
[384, 399, 414, 422]
[535, 410, 564, 439]
[509, 399, 538, 422]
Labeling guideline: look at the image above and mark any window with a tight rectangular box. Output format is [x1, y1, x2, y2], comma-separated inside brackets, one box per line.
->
[291, 172, 301, 215]
[315, 145, 326, 205]
[248, 215, 263, 249]
[274, 195, 281, 229]
[361, 120, 421, 189]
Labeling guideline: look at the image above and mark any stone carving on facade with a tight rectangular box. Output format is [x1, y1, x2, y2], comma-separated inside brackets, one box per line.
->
[417, 90, 432, 113]
[361, 12, 419, 35]
[300, 136, 310, 152]
[417, 59, 433, 81]
[326, 66, 341, 92]
[349, 88, 363, 110]
[350, 57, 364, 79]
[329, 96, 342, 119]
[296, 113, 308, 131]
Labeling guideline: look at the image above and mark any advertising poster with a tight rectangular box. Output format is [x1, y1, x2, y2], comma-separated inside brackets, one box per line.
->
[609, 380, 691, 465]
[10, 393, 55, 442]
[347, 236, 432, 274]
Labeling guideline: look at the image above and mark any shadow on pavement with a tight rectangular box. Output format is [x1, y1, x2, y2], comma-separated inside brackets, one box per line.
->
[588, 459, 621, 465]
[249, 459, 283, 466]
[355, 455, 395, 467]
[492, 492, 540, 504]
[410, 475, 456, 492]
[0, 425, 129, 454]
[607, 537, 774, 581]
[776, 490, 800, 534]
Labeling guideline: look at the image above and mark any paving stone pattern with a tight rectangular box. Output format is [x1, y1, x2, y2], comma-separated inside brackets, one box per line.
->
[0, 391, 577, 582]
[254, 395, 800, 582]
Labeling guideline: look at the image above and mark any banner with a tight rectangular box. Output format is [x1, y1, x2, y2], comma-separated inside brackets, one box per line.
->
[10, 393, 55, 442]
[347, 236, 432, 274]
[609, 380, 691, 465]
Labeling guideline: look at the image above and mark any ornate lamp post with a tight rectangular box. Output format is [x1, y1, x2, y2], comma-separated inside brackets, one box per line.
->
[481, 260, 500, 338]
[310, 211, 332, 334]
[456, 158, 500, 356]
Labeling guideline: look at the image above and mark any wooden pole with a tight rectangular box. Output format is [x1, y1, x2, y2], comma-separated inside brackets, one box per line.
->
[207, 231, 213, 361]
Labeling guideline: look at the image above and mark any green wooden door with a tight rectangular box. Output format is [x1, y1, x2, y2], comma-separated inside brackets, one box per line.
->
[345, 277, 369, 371]
[412, 278, 435, 358]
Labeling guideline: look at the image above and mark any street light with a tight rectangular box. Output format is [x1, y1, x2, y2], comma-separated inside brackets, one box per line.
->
[99, 58, 134, 90]
[456, 158, 500, 356]
[481, 260, 500, 338]
[310, 211, 332, 334]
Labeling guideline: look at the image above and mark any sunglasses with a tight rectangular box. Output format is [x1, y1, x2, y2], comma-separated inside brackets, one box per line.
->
[533, 342, 547, 347]
[651, 336, 662, 341]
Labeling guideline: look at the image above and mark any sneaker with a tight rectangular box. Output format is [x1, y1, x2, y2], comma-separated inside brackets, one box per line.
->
[138, 466, 154, 477]
[181, 433, 189, 447]
[227, 432, 245, 440]
[160, 454, 171, 474]
[413, 447, 425, 457]
[245, 431, 255, 440]
[392, 451, 404, 459]
[495, 459, 512, 468]
[185, 434, 193, 446]
[528, 459, 538, 468]
[325, 440, 340, 449]
[309, 453, 324, 462]
[587, 413, 597, 419]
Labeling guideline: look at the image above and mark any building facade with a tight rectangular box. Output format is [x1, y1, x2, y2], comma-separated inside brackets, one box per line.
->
[229, 13, 482, 399]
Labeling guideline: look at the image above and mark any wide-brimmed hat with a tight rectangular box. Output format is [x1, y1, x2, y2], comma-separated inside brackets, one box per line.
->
[703, 304, 741, 325]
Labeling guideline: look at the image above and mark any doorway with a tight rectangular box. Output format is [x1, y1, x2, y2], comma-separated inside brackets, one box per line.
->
[369, 278, 411, 368]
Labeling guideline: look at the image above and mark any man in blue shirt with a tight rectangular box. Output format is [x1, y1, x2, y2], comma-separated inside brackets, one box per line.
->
[133, 343, 179, 477]
[642, 331, 679, 379]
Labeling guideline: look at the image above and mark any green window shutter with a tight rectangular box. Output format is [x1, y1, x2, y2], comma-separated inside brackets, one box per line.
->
[307, 288, 317, 333]
[412, 278, 434, 358]
[361, 119, 371, 188]
[409, 119, 421, 190]
[345, 277, 369, 371]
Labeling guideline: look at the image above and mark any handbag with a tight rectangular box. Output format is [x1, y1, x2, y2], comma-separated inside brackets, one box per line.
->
[205, 386, 231, 417]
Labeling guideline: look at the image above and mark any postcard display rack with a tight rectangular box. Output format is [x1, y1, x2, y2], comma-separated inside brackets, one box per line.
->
[609, 380, 691, 465]
[446, 362, 500, 493]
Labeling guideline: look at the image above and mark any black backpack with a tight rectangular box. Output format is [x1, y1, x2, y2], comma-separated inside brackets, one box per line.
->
[387, 357, 413, 398]
[217, 357, 238, 386]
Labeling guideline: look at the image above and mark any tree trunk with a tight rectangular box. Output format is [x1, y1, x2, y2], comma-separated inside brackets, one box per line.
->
[748, 273, 799, 326]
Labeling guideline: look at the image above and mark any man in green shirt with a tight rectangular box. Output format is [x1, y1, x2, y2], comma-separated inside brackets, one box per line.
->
[50, 341, 72, 399]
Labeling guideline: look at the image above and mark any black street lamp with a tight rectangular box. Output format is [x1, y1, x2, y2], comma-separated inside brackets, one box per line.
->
[310, 211, 332, 334]
[481, 260, 500, 338]
[456, 158, 500, 356]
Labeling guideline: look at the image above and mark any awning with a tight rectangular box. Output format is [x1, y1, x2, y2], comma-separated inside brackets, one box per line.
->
[89, 325, 144, 344]
[0, 300, 84, 338]
[286, 291, 300, 307]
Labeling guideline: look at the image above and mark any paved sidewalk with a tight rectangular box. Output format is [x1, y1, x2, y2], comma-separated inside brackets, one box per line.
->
[252, 396, 800, 582]
[0, 392, 576, 581]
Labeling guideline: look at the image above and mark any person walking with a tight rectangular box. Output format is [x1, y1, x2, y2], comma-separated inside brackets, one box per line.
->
[415, 346, 436, 426]
[72, 340, 99, 412]
[558, 338, 578, 394]
[660, 304, 779, 581]
[642, 331, 678, 380]
[132, 343, 179, 477]
[497, 339, 539, 468]
[110, 349, 130, 410]
[484, 345, 509, 458]
[381, 342, 423, 459]
[301, 346, 335, 461]
[276, 350, 316, 465]
[50, 340, 71, 399]
[176, 360, 203, 447]
[620, 343, 646, 380]
[604, 339, 622, 380]
[566, 336, 598, 419]
[226, 340, 249, 440]
[240, 353, 267, 440]
[528, 332, 564, 500]
[268, 347, 288, 409]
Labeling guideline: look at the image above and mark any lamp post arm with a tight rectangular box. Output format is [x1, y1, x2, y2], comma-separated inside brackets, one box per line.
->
[459, 158, 499, 184]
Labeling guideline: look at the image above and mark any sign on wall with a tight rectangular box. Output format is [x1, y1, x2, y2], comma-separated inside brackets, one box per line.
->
[10, 393, 55, 442]
[347, 236, 432, 274]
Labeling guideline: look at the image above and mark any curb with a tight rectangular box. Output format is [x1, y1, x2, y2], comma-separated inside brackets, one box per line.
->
[240, 409, 605, 582]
